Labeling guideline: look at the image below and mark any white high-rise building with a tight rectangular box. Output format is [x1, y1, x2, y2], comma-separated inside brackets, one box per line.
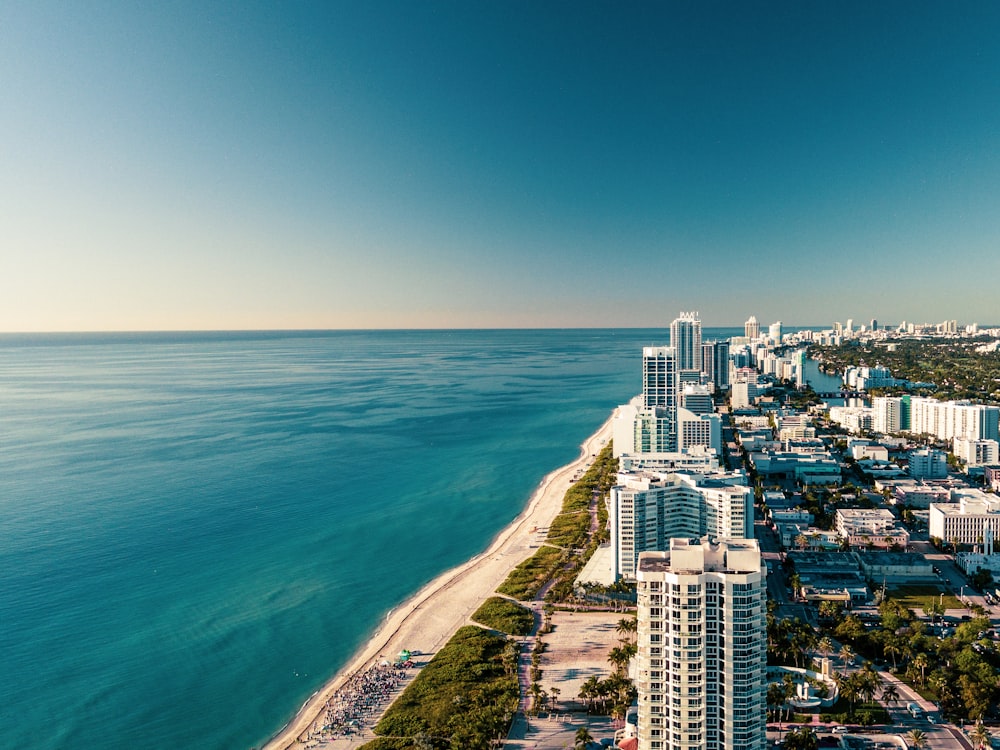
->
[644, 346, 679, 410]
[909, 398, 1000, 442]
[744, 316, 759, 340]
[953, 438, 1000, 467]
[908, 448, 948, 480]
[609, 472, 752, 580]
[681, 383, 714, 415]
[677, 408, 722, 455]
[636, 539, 767, 750]
[768, 321, 782, 342]
[929, 491, 1000, 546]
[872, 396, 905, 434]
[671, 312, 702, 374]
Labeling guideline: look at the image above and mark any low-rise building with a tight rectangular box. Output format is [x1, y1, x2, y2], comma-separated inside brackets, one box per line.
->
[892, 482, 950, 509]
[929, 490, 1000, 546]
[854, 551, 935, 582]
[835, 508, 910, 549]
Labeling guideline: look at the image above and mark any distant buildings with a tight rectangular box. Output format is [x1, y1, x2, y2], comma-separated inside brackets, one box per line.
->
[909, 398, 1000, 442]
[744, 315, 759, 340]
[636, 539, 767, 750]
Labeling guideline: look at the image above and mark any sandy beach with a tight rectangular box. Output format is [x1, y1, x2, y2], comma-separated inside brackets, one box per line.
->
[263, 407, 620, 750]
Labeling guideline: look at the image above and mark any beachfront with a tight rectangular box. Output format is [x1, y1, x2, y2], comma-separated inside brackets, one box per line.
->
[263, 408, 620, 750]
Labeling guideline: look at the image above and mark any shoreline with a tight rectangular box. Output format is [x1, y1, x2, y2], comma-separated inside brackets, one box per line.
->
[262, 406, 621, 750]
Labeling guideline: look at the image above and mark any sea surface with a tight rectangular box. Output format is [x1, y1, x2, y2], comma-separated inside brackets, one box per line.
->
[5, 328, 766, 750]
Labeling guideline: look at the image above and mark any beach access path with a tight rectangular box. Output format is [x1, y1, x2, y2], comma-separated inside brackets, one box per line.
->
[264, 406, 621, 750]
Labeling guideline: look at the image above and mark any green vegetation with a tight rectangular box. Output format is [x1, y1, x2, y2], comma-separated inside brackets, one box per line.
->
[364, 626, 519, 750]
[809, 338, 1000, 404]
[496, 443, 619, 602]
[819, 594, 1000, 722]
[470, 596, 535, 636]
[886, 585, 962, 612]
[496, 545, 565, 600]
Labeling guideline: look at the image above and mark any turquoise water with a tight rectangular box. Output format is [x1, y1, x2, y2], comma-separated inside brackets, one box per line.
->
[0, 328, 741, 749]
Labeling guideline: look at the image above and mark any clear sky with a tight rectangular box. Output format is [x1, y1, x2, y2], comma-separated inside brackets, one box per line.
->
[2, 1, 999, 331]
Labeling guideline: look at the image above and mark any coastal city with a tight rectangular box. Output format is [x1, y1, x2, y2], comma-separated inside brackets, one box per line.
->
[270, 313, 1000, 750]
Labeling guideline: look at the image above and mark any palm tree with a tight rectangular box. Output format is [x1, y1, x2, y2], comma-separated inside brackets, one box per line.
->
[817, 636, 834, 662]
[884, 638, 903, 670]
[767, 682, 786, 722]
[579, 675, 600, 713]
[971, 724, 993, 750]
[912, 653, 929, 686]
[784, 725, 819, 750]
[574, 725, 595, 749]
[607, 646, 630, 675]
[615, 617, 637, 643]
[839, 644, 855, 669]
[880, 683, 900, 708]
[906, 728, 928, 750]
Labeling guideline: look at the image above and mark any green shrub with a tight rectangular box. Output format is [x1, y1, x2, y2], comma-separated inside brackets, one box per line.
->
[471, 596, 535, 636]
[367, 626, 518, 750]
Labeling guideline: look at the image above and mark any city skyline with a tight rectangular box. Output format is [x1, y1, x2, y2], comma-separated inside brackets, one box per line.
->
[3, 3, 1000, 332]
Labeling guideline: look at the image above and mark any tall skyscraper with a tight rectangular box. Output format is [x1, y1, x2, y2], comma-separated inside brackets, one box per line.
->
[701, 340, 730, 392]
[768, 321, 782, 342]
[744, 315, 759, 340]
[636, 539, 767, 750]
[670, 312, 702, 374]
[643, 346, 678, 409]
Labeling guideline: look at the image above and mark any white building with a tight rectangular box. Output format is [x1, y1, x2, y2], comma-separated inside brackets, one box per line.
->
[953, 438, 1000, 468]
[908, 448, 948, 480]
[872, 396, 906, 435]
[678, 407, 722, 455]
[644, 346, 679, 410]
[671, 312, 703, 375]
[636, 539, 767, 750]
[745, 315, 760, 340]
[828, 405, 874, 434]
[909, 398, 1000, 442]
[609, 471, 753, 580]
[681, 383, 714, 415]
[929, 491, 1000, 546]
[835, 508, 909, 549]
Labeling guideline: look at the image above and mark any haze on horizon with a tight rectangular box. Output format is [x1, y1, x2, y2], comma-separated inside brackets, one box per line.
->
[2, 2, 999, 333]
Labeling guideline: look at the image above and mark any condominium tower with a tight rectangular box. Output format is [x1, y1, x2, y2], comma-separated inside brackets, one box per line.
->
[636, 539, 767, 750]
[610, 471, 752, 580]
[670, 312, 702, 374]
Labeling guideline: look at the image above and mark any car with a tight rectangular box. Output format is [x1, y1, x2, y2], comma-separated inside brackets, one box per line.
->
[832, 726, 849, 734]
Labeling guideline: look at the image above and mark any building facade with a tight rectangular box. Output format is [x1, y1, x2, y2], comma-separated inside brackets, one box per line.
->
[609, 472, 753, 580]
[929, 491, 1000, 546]
[670, 312, 703, 374]
[636, 539, 767, 750]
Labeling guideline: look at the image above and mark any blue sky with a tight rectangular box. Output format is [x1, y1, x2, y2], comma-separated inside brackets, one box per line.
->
[2, 1, 999, 331]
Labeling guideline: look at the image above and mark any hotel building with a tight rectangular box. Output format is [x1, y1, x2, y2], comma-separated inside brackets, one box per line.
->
[670, 312, 703, 375]
[610, 471, 753, 580]
[636, 539, 767, 750]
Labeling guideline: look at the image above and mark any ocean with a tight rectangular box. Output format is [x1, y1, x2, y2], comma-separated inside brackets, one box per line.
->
[0, 328, 742, 749]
